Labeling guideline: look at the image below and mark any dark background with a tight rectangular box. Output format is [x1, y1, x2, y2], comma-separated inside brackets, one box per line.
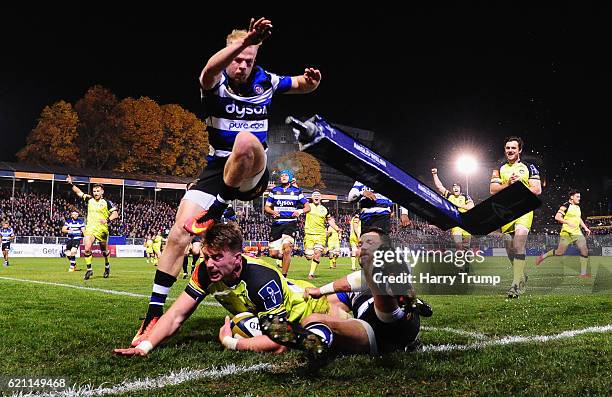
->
[1, 3, 609, 211]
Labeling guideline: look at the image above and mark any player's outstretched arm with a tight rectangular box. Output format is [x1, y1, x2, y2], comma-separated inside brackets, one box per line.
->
[200, 17, 273, 90]
[288, 68, 322, 94]
[304, 271, 363, 300]
[113, 292, 198, 357]
[431, 168, 447, 195]
[66, 175, 85, 198]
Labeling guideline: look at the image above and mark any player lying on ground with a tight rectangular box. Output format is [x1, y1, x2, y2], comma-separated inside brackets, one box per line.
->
[259, 228, 432, 357]
[114, 223, 345, 356]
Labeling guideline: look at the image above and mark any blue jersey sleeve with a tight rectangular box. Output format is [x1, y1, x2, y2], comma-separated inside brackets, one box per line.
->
[272, 74, 293, 94]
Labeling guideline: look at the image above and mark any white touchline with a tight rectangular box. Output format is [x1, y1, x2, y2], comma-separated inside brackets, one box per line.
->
[422, 326, 489, 340]
[420, 324, 612, 353]
[0, 276, 220, 306]
[27, 363, 273, 397]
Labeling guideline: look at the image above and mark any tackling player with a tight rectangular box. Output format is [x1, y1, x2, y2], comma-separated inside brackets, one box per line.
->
[114, 222, 334, 356]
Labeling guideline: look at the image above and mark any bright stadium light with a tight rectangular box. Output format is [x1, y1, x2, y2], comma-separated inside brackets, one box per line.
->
[456, 155, 478, 195]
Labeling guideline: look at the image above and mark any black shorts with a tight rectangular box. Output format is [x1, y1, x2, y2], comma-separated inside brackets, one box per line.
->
[270, 222, 298, 242]
[191, 156, 270, 201]
[65, 239, 80, 251]
[362, 214, 391, 235]
[1, 242, 10, 251]
[369, 311, 420, 354]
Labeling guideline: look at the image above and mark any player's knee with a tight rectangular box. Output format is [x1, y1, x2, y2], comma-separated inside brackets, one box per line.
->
[233, 132, 260, 160]
[168, 224, 191, 247]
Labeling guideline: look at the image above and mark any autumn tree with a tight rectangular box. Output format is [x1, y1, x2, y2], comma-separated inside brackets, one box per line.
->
[16, 100, 80, 165]
[272, 151, 325, 189]
[16, 86, 211, 177]
[160, 104, 209, 177]
[74, 85, 120, 169]
[113, 96, 164, 173]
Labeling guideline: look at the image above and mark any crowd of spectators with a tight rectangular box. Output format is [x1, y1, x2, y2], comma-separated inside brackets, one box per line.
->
[1, 187, 610, 247]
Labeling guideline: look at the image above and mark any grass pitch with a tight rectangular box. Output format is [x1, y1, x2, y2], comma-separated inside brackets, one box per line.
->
[0, 255, 611, 396]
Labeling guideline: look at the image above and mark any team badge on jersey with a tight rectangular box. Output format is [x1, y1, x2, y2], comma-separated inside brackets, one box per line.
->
[254, 84, 264, 95]
[258, 280, 283, 310]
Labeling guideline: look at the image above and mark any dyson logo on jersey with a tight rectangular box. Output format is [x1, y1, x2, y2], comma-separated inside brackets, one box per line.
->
[275, 200, 296, 207]
[225, 103, 268, 118]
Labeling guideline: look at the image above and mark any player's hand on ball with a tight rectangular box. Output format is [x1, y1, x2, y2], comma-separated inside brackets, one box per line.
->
[218, 316, 232, 343]
[113, 347, 148, 357]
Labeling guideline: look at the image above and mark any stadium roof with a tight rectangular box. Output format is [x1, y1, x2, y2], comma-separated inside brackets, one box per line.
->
[0, 161, 192, 189]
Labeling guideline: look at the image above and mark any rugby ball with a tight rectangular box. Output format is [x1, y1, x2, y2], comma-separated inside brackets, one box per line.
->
[230, 312, 262, 339]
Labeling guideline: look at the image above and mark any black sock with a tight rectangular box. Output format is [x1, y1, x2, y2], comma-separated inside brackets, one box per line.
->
[148, 270, 177, 319]
[203, 183, 239, 221]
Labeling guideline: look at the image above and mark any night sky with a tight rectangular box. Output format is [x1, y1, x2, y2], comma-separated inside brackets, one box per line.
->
[1, 4, 609, 207]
